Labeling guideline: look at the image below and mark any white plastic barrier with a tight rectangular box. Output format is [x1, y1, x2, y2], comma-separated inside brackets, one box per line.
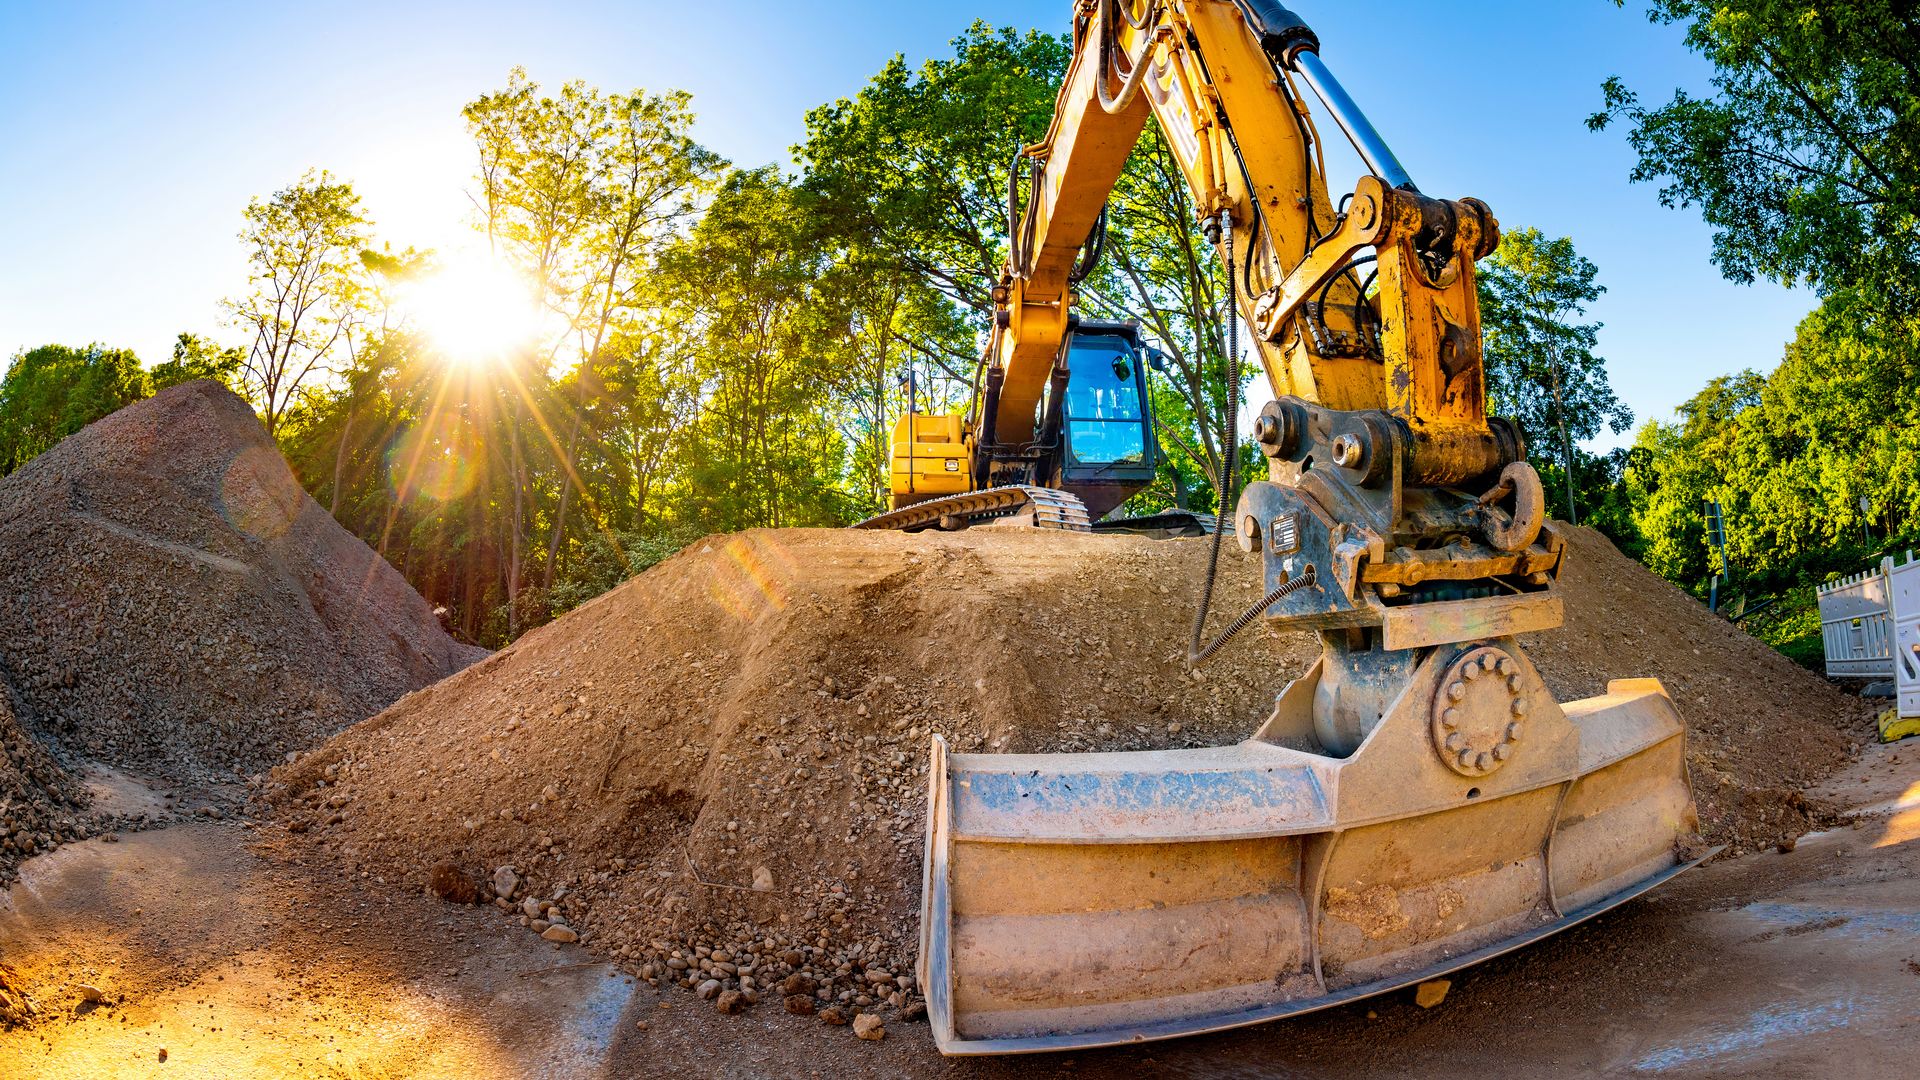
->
[1892, 557, 1920, 721]
[1817, 556, 1902, 678]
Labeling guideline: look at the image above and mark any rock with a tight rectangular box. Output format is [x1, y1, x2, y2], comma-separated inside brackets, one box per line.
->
[864, 969, 894, 986]
[77, 984, 105, 1003]
[427, 863, 480, 904]
[158, 1048, 167, 1063]
[1414, 978, 1451, 1009]
[541, 924, 578, 944]
[853, 1013, 885, 1041]
[633, 1020, 650, 1032]
[521, 896, 543, 919]
[714, 989, 746, 1015]
[492, 866, 519, 897]
[752, 865, 774, 892]
[781, 973, 815, 997]
[696, 979, 722, 1000]
[819, 1005, 848, 1026]
[780, 949, 804, 967]
[784, 994, 816, 1016]
[899, 1001, 927, 1023]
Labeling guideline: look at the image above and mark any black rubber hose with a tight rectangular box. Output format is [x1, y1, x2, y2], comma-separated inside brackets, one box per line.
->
[1188, 209, 1242, 669]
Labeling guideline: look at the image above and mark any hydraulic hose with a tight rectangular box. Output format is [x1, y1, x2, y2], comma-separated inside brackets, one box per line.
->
[1189, 566, 1317, 666]
[1187, 209, 1243, 669]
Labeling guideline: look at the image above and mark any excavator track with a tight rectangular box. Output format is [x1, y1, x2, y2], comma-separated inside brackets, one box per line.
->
[849, 485, 1093, 533]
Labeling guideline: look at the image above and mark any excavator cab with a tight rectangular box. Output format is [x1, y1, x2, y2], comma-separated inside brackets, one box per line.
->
[1053, 321, 1159, 518]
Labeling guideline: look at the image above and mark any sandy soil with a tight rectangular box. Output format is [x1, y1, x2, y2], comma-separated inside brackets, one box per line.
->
[265, 524, 1867, 1030]
[1, 738, 1912, 1079]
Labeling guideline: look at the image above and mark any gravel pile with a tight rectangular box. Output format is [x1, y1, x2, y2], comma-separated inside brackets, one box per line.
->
[0, 686, 89, 885]
[270, 521, 1864, 1032]
[0, 380, 486, 785]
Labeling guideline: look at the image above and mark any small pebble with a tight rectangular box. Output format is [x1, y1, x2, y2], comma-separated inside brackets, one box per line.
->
[1415, 979, 1451, 1009]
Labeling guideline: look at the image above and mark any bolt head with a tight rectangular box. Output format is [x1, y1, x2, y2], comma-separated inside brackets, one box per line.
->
[1446, 681, 1466, 702]
[1492, 744, 1510, 762]
[1444, 732, 1464, 753]
[1510, 698, 1528, 717]
[1441, 707, 1460, 728]
[1505, 721, 1522, 742]
[1475, 751, 1492, 770]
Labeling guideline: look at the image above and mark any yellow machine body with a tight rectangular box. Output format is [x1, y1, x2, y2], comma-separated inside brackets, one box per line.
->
[889, 413, 972, 508]
[907, 0, 1711, 1054]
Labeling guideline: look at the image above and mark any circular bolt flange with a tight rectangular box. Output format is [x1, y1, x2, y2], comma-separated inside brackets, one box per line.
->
[1430, 645, 1528, 778]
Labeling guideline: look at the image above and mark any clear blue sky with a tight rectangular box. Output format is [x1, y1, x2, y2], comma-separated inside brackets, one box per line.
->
[0, 1, 1811, 449]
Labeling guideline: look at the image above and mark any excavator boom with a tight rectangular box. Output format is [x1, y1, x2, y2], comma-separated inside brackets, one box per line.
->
[912, 0, 1709, 1055]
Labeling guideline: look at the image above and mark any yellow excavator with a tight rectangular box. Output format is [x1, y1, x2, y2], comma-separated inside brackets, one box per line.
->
[904, 0, 1712, 1055]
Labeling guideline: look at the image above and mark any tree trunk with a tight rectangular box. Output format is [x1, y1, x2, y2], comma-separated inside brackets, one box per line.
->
[330, 409, 354, 517]
[1548, 344, 1578, 525]
[508, 401, 525, 639]
[543, 382, 586, 591]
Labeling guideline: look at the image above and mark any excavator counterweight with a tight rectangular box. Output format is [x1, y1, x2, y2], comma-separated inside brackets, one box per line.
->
[896, 0, 1710, 1053]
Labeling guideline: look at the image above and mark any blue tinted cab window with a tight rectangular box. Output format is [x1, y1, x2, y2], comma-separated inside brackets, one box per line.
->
[1064, 337, 1145, 463]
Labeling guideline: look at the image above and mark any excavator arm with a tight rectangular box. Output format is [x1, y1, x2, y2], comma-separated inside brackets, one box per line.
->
[992, 0, 1539, 617]
[916, 0, 1710, 1057]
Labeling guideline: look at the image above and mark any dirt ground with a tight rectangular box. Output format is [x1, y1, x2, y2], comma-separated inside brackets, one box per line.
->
[1, 737, 1912, 1079]
[262, 524, 1866, 1034]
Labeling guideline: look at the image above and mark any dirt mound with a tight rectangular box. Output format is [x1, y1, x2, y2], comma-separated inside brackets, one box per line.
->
[1527, 526, 1864, 849]
[0, 380, 485, 783]
[0, 687, 88, 885]
[270, 522, 1863, 1020]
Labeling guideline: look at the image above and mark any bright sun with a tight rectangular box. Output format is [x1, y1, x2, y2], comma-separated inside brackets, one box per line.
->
[404, 258, 540, 365]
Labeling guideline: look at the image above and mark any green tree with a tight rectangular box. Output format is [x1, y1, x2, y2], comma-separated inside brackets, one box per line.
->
[0, 344, 149, 474]
[461, 70, 723, 627]
[658, 167, 850, 530]
[800, 23, 1069, 322]
[1477, 228, 1633, 525]
[227, 170, 372, 439]
[1625, 287, 1920, 605]
[150, 333, 244, 392]
[1591, 1, 1920, 312]
[800, 23, 1251, 516]
[1079, 122, 1248, 500]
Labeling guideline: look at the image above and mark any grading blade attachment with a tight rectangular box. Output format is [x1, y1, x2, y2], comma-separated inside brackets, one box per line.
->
[917, 639, 1710, 1055]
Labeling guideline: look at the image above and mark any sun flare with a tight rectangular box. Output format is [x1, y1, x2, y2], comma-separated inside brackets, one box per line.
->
[404, 258, 540, 365]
